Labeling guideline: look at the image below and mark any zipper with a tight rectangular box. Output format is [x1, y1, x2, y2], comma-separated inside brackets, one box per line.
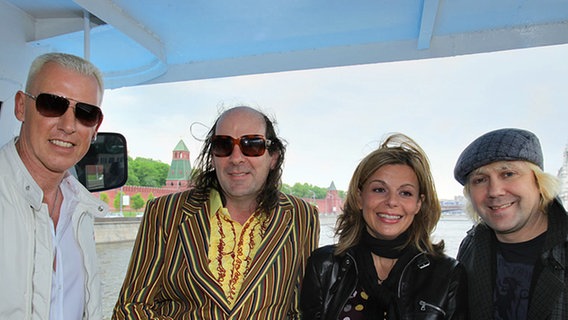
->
[397, 252, 424, 296]
[331, 252, 358, 318]
[419, 300, 446, 316]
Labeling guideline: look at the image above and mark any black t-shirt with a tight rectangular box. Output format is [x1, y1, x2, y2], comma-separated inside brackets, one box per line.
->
[493, 232, 546, 320]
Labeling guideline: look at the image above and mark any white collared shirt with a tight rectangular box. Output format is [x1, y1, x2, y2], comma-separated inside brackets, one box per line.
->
[49, 178, 85, 320]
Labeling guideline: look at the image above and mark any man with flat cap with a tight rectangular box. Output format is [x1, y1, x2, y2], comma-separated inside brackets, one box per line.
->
[454, 128, 567, 320]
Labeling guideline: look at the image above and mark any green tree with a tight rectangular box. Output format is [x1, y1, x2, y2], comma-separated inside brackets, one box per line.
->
[127, 156, 169, 187]
[130, 193, 145, 210]
[281, 182, 334, 199]
[290, 182, 327, 199]
[125, 157, 140, 186]
[147, 192, 155, 202]
[281, 183, 293, 195]
[99, 192, 109, 204]
[113, 191, 124, 210]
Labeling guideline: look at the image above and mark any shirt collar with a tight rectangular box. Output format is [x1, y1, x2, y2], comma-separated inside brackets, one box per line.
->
[209, 188, 224, 217]
[209, 188, 271, 218]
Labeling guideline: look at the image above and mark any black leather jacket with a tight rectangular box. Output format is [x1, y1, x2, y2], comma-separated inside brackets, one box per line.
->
[300, 245, 468, 320]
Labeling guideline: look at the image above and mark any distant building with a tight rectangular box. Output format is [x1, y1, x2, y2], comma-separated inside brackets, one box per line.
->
[440, 196, 466, 215]
[165, 140, 192, 190]
[304, 181, 344, 215]
[558, 143, 568, 209]
[97, 140, 193, 209]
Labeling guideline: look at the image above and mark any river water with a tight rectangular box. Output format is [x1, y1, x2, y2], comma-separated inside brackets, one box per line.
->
[96, 214, 473, 319]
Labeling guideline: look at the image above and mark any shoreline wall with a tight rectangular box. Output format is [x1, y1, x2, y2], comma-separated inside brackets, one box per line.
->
[94, 212, 467, 244]
[94, 217, 141, 243]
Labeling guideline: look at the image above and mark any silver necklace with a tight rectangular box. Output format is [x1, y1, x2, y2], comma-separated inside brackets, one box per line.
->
[50, 187, 61, 218]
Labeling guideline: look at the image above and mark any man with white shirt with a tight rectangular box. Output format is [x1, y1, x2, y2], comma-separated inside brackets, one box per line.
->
[0, 53, 108, 319]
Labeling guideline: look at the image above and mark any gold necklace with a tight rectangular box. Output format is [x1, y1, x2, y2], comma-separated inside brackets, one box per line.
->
[376, 256, 396, 285]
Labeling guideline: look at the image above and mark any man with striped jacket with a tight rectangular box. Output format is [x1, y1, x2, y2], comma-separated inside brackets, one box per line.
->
[113, 106, 320, 319]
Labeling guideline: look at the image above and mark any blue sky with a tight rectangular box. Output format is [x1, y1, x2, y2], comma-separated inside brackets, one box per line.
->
[99, 44, 568, 199]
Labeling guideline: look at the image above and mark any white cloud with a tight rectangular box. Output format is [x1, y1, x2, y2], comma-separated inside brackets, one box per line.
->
[99, 44, 568, 199]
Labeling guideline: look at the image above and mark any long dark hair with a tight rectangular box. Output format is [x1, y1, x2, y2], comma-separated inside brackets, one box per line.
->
[191, 107, 286, 213]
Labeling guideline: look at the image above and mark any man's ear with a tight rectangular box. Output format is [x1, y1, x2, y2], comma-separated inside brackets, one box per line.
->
[14, 91, 26, 121]
[94, 113, 104, 131]
[269, 151, 279, 170]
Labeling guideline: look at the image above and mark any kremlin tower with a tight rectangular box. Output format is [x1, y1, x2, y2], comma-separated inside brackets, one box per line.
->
[165, 140, 192, 190]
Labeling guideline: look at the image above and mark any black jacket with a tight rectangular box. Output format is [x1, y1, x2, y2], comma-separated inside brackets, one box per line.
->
[300, 245, 468, 320]
[457, 198, 568, 320]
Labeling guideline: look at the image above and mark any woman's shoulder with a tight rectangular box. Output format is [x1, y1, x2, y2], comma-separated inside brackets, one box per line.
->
[421, 252, 462, 272]
[309, 244, 352, 264]
[309, 244, 337, 259]
[421, 254, 468, 283]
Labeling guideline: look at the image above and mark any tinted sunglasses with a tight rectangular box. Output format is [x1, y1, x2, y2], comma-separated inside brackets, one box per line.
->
[23, 92, 103, 127]
[211, 134, 272, 157]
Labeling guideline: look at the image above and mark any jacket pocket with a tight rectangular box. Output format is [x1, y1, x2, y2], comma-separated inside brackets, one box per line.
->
[417, 300, 446, 317]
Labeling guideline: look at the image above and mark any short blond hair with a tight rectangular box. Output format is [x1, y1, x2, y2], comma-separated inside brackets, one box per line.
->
[26, 53, 104, 99]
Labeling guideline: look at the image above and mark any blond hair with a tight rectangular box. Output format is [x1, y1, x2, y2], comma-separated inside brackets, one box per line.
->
[335, 133, 443, 256]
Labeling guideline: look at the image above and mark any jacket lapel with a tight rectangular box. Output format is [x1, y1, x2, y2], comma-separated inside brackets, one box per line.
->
[471, 225, 496, 319]
[528, 201, 567, 319]
[175, 193, 296, 315]
[177, 194, 234, 313]
[230, 195, 294, 312]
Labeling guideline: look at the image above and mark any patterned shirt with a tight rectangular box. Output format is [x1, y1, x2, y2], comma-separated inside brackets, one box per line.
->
[208, 189, 268, 306]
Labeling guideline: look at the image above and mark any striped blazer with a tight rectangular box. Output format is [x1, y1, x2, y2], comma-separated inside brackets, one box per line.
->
[112, 189, 320, 319]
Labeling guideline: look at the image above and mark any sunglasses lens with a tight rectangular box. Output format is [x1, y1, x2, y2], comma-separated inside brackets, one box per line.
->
[211, 135, 269, 157]
[211, 136, 234, 157]
[35, 93, 68, 117]
[240, 136, 267, 156]
[75, 103, 103, 127]
[35, 93, 102, 127]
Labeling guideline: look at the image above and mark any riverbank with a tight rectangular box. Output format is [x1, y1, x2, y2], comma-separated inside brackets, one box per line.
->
[94, 217, 141, 243]
[94, 213, 470, 244]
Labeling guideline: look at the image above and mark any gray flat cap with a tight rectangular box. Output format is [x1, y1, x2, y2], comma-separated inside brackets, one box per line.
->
[454, 128, 543, 185]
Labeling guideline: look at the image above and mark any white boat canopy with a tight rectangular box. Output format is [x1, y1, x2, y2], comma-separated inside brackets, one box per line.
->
[3, 0, 568, 89]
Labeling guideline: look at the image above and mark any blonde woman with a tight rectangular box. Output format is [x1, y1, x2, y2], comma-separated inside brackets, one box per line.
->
[301, 133, 468, 319]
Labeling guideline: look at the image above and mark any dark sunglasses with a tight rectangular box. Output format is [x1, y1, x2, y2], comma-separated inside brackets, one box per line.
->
[23, 92, 103, 127]
[211, 134, 272, 157]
